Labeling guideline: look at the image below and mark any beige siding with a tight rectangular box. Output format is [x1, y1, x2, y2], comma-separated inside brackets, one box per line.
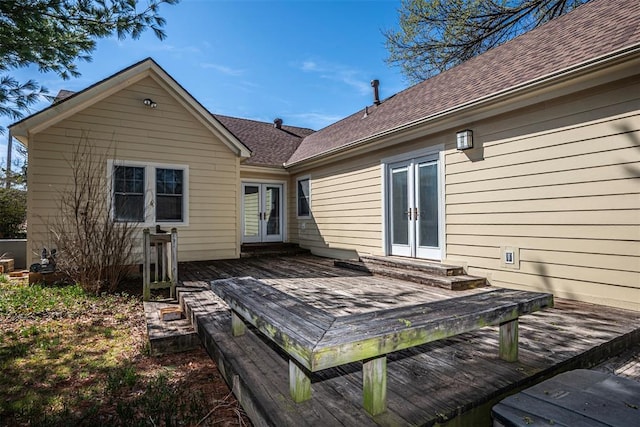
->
[27, 77, 240, 264]
[290, 77, 639, 311]
[444, 78, 640, 311]
[290, 156, 384, 259]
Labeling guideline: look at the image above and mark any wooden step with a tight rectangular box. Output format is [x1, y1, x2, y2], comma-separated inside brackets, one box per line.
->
[334, 260, 487, 291]
[240, 243, 310, 258]
[143, 300, 200, 356]
[360, 255, 465, 277]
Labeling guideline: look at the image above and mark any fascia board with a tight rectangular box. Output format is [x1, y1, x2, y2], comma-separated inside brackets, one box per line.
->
[10, 59, 251, 158]
[9, 62, 155, 142]
[285, 44, 640, 170]
[146, 64, 252, 158]
[240, 164, 289, 176]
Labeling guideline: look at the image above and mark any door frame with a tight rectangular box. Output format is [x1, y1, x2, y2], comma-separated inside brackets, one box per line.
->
[381, 144, 445, 260]
[241, 180, 287, 243]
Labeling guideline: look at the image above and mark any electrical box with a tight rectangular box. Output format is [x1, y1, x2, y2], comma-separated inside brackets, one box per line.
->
[500, 246, 520, 270]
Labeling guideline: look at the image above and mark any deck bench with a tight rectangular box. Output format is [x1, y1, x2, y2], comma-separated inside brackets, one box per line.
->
[211, 276, 553, 416]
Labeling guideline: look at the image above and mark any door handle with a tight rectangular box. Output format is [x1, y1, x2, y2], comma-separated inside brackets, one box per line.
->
[405, 208, 419, 220]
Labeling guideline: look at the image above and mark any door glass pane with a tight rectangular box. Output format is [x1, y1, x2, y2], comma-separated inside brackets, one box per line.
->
[264, 186, 280, 236]
[391, 168, 409, 245]
[243, 186, 259, 237]
[417, 163, 439, 248]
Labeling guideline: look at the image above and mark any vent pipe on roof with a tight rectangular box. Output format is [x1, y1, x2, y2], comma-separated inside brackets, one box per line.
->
[274, 118, 283, 129]
[371, 79, 380, 105]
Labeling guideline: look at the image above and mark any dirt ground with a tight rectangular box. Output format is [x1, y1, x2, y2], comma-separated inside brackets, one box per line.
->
[0, 276, 252, 426]
[101, 282, 254, 426]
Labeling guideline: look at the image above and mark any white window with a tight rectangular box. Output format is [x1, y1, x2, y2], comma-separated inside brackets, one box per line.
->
[155, 168, 184, 222]
[296, 176, 310, 218]
[113, 165, 145, 222]
[109, 160, 188, 225]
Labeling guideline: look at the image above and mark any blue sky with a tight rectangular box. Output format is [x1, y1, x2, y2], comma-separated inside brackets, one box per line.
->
[1, 0, 408, 172]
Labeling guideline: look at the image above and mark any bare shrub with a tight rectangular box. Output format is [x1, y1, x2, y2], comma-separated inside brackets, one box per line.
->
[47, 135, 137, 294]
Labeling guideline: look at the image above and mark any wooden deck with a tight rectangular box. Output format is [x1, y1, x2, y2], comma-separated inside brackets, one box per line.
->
[178, 255, 640, 426]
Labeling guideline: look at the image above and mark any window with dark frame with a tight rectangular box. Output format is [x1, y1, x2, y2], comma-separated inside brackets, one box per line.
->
[297, 177, 310, 217]
[113, 165, 145, 222]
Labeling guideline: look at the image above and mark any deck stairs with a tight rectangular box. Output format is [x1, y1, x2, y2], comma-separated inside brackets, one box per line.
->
[335, 255, 487, 291]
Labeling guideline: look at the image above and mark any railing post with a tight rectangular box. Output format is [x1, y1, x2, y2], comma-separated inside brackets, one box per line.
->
[142, 228, 151, 301]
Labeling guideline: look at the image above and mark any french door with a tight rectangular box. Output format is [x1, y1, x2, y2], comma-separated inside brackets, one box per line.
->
[242, 183, 283, 243]
[388, 155, 442, 260]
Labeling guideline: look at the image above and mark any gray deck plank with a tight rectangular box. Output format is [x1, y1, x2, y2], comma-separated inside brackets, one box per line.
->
[178, 255, 640, 427]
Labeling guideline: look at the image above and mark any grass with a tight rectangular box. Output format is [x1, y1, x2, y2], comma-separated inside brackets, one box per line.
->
[0, 279, 249, 426]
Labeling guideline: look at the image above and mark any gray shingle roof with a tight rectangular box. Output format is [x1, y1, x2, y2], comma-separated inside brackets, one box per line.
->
[286, 0, 640, 165]
[214, 115, 315, 167]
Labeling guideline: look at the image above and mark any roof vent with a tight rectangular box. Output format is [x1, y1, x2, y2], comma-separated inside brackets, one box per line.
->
[371, 79, 380, 105]
[274, 118, 283, 129]
[53, 89, 75, 104]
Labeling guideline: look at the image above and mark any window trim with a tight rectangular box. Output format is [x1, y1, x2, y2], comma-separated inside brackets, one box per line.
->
[107, 159, 189, 227]
[296, 175, 311, 219]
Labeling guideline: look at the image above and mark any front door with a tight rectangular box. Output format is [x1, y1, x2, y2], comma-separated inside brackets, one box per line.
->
[242, 183, 283, 243]
[388, 155, 442, 260]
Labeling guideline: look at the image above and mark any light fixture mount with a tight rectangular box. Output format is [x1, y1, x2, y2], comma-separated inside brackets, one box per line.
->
[456, 129, 473, 150]
[143, 98, 157, 108]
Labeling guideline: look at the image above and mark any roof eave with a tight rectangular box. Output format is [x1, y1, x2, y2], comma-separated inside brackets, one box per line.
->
[9, 58, 252, 158]
[240, 164, 289, 175]
[285, 43, 640, 170]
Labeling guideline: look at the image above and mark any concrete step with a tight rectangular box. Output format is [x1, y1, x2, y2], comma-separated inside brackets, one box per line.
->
[334, 259, 487, 291]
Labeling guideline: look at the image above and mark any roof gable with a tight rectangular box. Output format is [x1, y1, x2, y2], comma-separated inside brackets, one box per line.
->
[10, 58, 251, 158]
[286, 0, 640, 166]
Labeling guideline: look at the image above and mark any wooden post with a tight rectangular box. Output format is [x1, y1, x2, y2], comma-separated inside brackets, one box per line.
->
[154, 240, 160, 282]
[289, 359, 311, 403]
[499, 319, 519, 362]
[160, 241, 167, 282]
[170, 228, 178, 299]
[363, 355, 387, 415]
[231, 311, 246, 337]
[142, 228, 151, 301]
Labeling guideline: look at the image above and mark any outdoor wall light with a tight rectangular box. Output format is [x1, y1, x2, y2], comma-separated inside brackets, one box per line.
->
[456, 129, 473, 150]
[143, 98, 157, 108]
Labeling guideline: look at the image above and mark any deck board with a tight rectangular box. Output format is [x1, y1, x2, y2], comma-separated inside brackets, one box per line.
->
[178, 255, 640, 426]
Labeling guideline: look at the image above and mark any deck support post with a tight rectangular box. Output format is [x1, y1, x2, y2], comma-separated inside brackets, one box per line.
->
[499, 319, 519, 362]
[363, 355, 387, 415]
[231, 311, 246, 337]
[289, 359, 311, 402]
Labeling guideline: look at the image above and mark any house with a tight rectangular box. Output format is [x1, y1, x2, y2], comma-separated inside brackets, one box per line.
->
[10, 0, 639, 311]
